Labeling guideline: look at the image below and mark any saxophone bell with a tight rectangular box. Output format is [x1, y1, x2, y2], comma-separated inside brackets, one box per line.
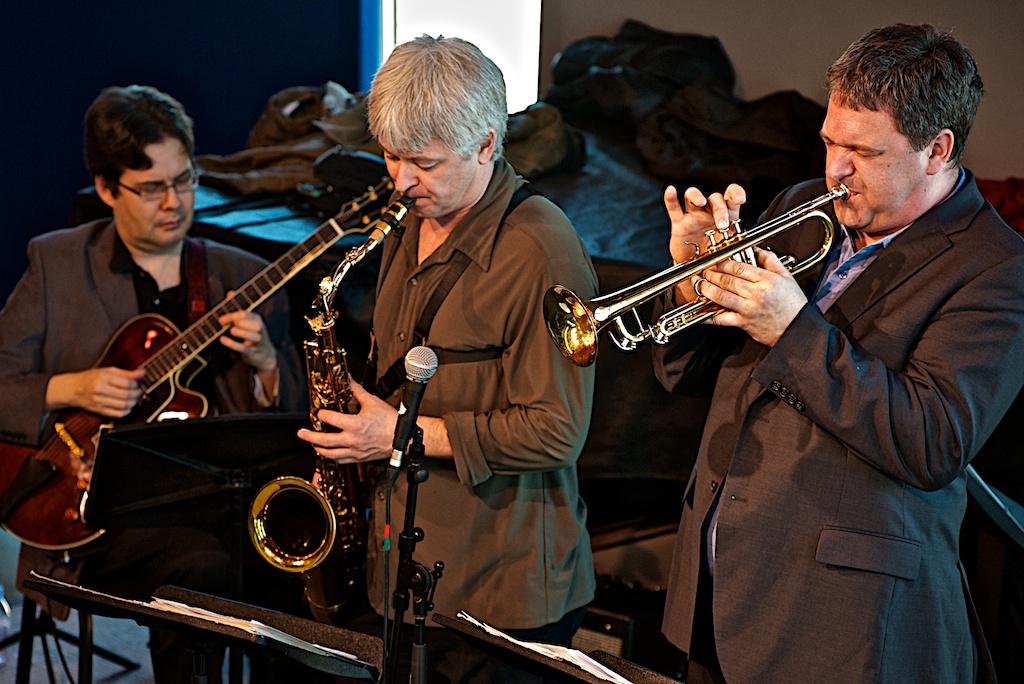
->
[248, 475, 338, 571]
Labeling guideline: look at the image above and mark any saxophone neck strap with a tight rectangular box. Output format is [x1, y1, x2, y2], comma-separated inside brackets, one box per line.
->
[371, 183, 539, 398]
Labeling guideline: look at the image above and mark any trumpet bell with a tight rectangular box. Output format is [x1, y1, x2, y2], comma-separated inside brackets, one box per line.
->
[544, 286, 600, 367]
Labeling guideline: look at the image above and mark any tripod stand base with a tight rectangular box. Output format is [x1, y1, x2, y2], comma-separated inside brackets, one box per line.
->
[2, 598, 140, 684]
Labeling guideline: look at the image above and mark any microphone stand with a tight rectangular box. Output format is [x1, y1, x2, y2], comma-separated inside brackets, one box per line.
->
[384, 427, 444, 684]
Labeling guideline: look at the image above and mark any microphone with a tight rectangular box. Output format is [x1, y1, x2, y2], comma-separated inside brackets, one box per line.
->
[387, 346, 439, 480]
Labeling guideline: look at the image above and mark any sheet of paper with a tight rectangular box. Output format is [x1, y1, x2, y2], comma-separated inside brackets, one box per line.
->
[150, 598, 362, 660]
[456, 611, 633, 684]
[29, 572, 363, 663]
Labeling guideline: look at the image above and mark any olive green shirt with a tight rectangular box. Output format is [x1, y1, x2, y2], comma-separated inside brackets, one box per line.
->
[366, 160, 598, 628]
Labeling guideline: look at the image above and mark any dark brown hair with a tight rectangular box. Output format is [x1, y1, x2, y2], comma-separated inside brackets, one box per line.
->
[826, 24, 983, 162]
[84, 85, 194, 193]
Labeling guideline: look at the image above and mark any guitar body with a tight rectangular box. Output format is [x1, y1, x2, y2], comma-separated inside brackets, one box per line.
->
[0, 314, 208, 550]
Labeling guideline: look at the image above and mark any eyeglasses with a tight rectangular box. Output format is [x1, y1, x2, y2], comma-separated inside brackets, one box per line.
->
[117, 170, 200, 202]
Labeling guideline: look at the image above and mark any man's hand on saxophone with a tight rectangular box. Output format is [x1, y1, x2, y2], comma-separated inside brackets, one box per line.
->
[297, 377, 454, 464]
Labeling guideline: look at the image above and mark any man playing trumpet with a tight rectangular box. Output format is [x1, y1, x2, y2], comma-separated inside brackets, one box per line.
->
[654, 23, 1024, 683]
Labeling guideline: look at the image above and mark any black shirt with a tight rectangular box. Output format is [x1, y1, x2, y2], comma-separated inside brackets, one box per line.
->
[109, 233, 220, 406]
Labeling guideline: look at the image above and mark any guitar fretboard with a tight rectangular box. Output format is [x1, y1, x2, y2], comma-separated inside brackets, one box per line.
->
[139, 178, 394, 393]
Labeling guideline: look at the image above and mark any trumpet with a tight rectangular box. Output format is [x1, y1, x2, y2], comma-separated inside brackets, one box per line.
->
[544, 184, 849, 366]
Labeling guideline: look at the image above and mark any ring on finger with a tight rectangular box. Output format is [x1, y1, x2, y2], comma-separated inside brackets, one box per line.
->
[693, 277, 708, 298]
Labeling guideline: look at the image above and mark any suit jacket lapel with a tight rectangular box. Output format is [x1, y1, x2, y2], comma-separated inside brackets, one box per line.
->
[824, 173, 984, 331]
[89, 220, 140, 335]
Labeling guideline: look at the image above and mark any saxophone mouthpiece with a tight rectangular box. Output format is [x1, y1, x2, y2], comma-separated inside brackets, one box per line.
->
[367, 195, 416, 245]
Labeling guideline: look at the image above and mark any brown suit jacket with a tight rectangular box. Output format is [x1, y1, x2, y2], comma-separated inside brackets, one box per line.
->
[654, 172, 1024, 683]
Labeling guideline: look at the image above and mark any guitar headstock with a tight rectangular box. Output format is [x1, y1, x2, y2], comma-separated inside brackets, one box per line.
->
[334, 177, 396, 231]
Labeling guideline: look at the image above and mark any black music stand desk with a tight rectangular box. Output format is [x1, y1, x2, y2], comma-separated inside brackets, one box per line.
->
[83, 413, 316, 683]
[432, 613, 677, 684]
[84, 413, 318, 594]
[24, 573, 382, 680]
[84, 413, 313, 532]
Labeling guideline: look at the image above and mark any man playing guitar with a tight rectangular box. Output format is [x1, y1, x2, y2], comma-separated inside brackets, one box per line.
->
[0, 85, 305, 683]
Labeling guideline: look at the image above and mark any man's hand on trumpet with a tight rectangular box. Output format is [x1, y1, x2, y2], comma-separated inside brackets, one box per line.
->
[665, 184, 737, 263]
[665, 183, 746, 303]
[664, 183, 808, 347]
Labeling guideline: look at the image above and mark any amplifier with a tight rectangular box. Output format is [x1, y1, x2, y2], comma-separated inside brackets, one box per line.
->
[571, 580, 687, 678]
[573, 605, 634, 658]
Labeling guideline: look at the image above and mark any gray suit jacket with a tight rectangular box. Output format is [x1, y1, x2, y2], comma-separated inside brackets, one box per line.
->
[0, 219, 305, 615]
[654, 172, 1024, 683]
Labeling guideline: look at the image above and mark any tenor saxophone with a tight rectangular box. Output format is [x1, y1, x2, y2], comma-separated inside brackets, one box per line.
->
[248, 194, 414, 624]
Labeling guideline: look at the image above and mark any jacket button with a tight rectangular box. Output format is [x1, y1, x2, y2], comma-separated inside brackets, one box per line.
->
[795, 401, 806, 412]
[710, 480, 719, 493]
[770, 380, 781, 391]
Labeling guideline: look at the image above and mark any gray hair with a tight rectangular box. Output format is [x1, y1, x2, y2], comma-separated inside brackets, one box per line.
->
[826, 23, 982, 163]
[367, 35, 507, 160]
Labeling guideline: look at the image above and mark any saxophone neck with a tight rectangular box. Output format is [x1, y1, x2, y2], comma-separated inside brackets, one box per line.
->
[314, 195, 413, 316]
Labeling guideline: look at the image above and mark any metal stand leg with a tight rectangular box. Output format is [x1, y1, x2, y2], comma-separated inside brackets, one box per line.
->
[14, 598, 36, 684]
[384, 428, 444, 684]
[3, 599, 141, 684]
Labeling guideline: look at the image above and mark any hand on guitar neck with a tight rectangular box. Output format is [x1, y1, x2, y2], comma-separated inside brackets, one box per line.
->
[218, 292, 280, 400]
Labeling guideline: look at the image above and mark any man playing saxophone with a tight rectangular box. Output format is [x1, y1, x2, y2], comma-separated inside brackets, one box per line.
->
[297, 35, 598, 683]
[651, 24, 1024, 683]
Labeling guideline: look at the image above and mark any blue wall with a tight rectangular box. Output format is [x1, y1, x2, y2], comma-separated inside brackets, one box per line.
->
[0, 1, 369, 304]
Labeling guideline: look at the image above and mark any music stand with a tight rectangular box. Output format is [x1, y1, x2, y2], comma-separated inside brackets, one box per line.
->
[83, 413, 315, 682]
[23, 573, 382, 681]
[85, 413, 313, 574]
[431, 613, 677, 684]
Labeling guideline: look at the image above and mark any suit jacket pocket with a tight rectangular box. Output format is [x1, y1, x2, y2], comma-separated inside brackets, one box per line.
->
[815, 526, 922, 580]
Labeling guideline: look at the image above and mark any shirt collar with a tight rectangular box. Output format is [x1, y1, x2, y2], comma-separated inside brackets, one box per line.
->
[838, 220, 905, 258]
[109, 226, 137, 274]
[412, 159, 520, 273]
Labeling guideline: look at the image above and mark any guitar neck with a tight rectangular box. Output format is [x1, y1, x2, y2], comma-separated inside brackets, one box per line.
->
[139, 178, 395, 394]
